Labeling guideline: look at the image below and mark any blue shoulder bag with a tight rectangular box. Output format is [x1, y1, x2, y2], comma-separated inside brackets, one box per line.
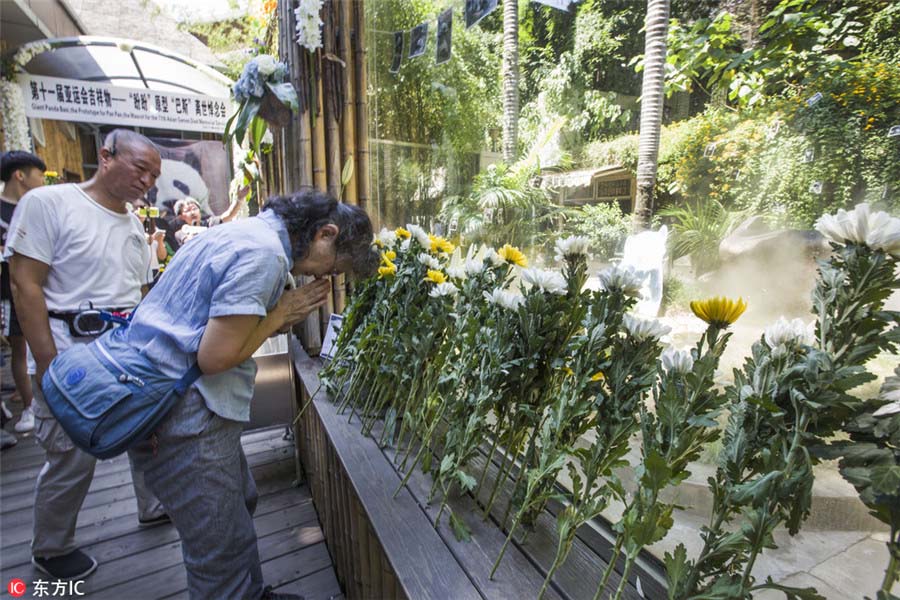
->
[41, 310, 202, 459]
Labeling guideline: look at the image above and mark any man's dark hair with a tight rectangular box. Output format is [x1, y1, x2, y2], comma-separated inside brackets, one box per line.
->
[264, 191, 377, 278]
[1, 151, 46, 183]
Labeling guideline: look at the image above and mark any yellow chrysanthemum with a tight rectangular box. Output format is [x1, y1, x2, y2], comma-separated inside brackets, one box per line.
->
[383, 250, 397, 261]
[561, 366, 574, 376]
[44, 170, 59, 178]
[374, 238, 384, 248]
[424, 269, 447, 284]
[590, 371, 605, 382]
[395, 227, 412, 239]
[497, 244, 528, 267]
[378, 262, 397, 278]
[428, 234, 455, 255]
[690, 296, 747, 327]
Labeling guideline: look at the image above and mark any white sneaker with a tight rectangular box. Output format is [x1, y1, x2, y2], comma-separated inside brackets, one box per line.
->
[1, 401, 11, 420]
[14, 405, 34, 433]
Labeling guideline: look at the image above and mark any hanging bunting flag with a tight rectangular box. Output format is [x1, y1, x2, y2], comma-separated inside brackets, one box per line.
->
[389, 31, 404, 73]
[465, 0, 498, 29]
[409, 22, 428, 59]
[436, 9, 453, 65]
[533, 0, 572, 10]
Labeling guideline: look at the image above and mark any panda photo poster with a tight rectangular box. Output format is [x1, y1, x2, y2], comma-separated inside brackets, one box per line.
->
[147, 138, 230, 216]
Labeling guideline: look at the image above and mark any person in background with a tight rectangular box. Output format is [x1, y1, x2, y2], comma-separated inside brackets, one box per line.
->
[5, 129, 169, 581]
[168, 194, 244, 250]
[132, 198, 171, 278]
[1, 150, 47, 434]
[109, 190, 377, 599]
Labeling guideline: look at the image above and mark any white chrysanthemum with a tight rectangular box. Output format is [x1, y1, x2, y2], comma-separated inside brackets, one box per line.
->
[376, 228, 398, 248]
[815, 203, 900, 256]
[429, 282, 458, 298]
[521, 268, 568, 295]
[417, 253, 441, 270]
[554, 236, 591, 261]
[874, 368, 900, 417]
[486, 249, 505, 267]
[483, 288, 525, 311]
[623, 314, 671, 342]
[447, 266, 467, 280]
[866, 208, 900, 256]
[764, 317, 814, 351]
[661, 347, 694, 374]
[407, 224, 432, 249]
[400, 238, 411, 252]
[465, 258, 486, 275]
[255, 54, 279, 76]
[598, 265, 644, 297]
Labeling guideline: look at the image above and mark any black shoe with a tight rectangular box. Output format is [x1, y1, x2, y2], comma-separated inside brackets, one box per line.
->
[138, 513, 171, 528]
[261, 585, 305, 600]
[32, 549, 98, 580]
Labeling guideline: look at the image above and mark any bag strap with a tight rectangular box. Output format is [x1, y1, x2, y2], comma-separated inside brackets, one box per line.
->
[174, 363, 203, 395]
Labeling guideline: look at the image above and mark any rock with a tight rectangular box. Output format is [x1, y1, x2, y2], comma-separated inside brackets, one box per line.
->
[719, 216, 829, 263]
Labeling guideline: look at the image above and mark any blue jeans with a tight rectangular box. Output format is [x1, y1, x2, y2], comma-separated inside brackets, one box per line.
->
[129, 388, 263, 600]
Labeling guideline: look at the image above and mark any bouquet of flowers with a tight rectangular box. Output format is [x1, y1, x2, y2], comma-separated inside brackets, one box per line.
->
[224, 54, 299, 153]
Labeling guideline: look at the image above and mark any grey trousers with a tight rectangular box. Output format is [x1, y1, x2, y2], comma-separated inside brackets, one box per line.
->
[30, 378, 165, 558]
[128, 388, 263, 600]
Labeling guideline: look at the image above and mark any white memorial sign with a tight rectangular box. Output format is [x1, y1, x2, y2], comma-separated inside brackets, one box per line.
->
[19, 74, 231, 133]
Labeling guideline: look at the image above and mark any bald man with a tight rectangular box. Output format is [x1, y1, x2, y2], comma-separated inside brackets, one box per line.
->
[5, 129, 169, 580]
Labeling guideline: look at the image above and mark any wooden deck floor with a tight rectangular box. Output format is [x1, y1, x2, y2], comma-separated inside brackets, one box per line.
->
[0, 421, 342, 600]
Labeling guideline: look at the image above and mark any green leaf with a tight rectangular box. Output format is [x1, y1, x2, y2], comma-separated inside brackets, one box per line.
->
[249, 116, 268, 156]
[233, 98, 262, 146]
[752, 576, 826, 600]
[449, 512, 472, 542]
[223, 99, 246, 140]
[265, 81, 299, 113]
[456, 470, 477, 492]
[341, 156, 355, 187]
[664, 543, 690, 592]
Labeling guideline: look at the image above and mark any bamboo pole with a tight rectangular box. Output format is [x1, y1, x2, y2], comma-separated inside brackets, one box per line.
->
[322, 0, 342, 199]
[339, 0, 358, 206]
[353, 0, 371, 217]
[313, 56, 328, 192]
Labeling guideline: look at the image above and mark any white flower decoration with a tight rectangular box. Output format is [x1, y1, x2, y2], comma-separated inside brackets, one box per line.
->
[598, 264, 644, 297]
[0, 81, 32, 152]
[429, 282, 459, 298]
[661, 347, 694, 374]
[623, 314, 671, 342]
[554, 236, 591, 261]
[521, 268, 568, 295]
[483, 288, 525, 311]
[294, 0, 324, 52]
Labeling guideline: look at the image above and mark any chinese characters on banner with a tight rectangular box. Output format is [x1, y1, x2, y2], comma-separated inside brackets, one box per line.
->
[18, 74, 231, 134]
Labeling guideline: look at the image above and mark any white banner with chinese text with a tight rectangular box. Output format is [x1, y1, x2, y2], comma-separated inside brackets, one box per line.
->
[18, 74, 231, 134]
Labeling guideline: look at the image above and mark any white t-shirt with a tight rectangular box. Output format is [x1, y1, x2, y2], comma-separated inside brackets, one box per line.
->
[3, 184, 152, 372]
